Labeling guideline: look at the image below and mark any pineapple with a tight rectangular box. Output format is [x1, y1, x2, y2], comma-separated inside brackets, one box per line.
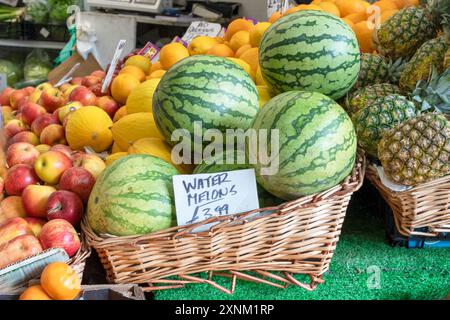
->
[378, 114, 450, 186]
[354, 54, 405, 89]
[444, 48, 450, 68]
[346, 83, 401, 115]
[373, 0, 450, 59]
[399, 32, 449, 92]
[412, 68, 450, 114]
[354, 94, 418, 158]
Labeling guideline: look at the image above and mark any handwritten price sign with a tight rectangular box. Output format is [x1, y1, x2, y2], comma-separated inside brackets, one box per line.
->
[173, 169, 260, 232]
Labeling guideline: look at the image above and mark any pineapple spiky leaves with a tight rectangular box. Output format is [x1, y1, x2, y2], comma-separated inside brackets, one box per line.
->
[354, 54, 406, 89]
[346, 83, 402, 115]
[378, 113, 450, 186]
[412, 67, 450, 115]
[354, 94, 419, 158]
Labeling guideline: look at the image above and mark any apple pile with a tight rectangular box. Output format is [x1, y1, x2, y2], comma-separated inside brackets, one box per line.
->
[0, 70, 120, 268]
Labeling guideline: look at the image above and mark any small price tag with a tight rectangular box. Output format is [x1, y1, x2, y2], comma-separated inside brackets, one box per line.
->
[138, 42, 161, 62]
[40, 27, 50, 38]
[101, 39, 127, 93]
[173, 169, 260, 232]
[0, 73, 7, 92]
[54, 63, 81, 88]
[181, 21, 222, 44]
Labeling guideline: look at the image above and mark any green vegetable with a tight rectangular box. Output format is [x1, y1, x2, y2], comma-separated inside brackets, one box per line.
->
[48, 0, 80, 24]
[0, 59, 21, 86]
[23, 49, 52, 81]
[25, 0, 49, 24]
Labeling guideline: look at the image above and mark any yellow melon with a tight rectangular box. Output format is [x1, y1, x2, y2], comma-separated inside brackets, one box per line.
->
[105, 152, 128, 166]
[111, 112, 164, 151]
[257, 86, 272, 108]
[65, 106, 113, 152]
[113, 106, 127, 122]
[126, 79, 160, 114]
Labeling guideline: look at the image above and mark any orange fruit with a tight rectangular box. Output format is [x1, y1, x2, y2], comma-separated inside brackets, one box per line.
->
[40, 262, 81, 300]
[159, 42, 189, 70]
[268, 11, 282, 23]
[19, 285, 52, 300]
[149, 61, 163, 73]
[249, 22, 271, 47]
[345, 12, 367, 23]
[111, 73, 141, 105]
[341, 17, 355, 29]
[229, 30, 251, 52]
[390, 0, 405, 7]
[380, 9, 398, 24]
[285, 4, 323, 16]
[124, 55, 152, 75]
[188, 36, 218, 55]
[239, 47, 259, 73]
[337, 0, 370, 17]
[207, 43, 234, 57]
[225, 18, 254, 41]
[227, 58, 255, 80]
[318, 2, 341, 16]
[235, 44, 252, 58]
[148, 69, 166, 79]
[402, 0, 419, 7]
[113, 106, 127, 122]
[352, 20, 375, 53]
[119, 65, 146, 82]
[371, 0, 398, 12]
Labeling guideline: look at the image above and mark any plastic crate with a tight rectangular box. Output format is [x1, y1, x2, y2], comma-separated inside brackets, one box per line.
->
[0, 21, 23, 39]
[23, 22, 69, 42]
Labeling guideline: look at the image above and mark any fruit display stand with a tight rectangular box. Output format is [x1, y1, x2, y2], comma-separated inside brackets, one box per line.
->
[82, 151, 365, 294]
[366, 164, 450, 239]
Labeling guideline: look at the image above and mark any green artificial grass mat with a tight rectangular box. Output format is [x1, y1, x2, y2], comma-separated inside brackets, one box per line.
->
[155, 187, 450, 300]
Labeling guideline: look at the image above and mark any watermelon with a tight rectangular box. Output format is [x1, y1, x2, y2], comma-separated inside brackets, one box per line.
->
[152, 55, 259, 152]
[251, 91, 357, 200]
[194, 150, 283, 208]
[259, 10, 360, 100]
[87, 155, 179, 236]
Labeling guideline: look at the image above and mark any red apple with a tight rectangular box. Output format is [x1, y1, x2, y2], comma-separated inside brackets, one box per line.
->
[50, 144, 73, 159]
[6, 142, 40, 167]
[4, 164, 39, 196]
[28, 90, 42, 104]
[24, 217, 47, 237]
[7, 131, 40, 147]
[59, 167, 95, 203]
[39, 219, 80, 257]
[35, 82, 53, 92]
[16, 96, 31, 112]
[0, 177, 3, 195]
[0, 87, 14, 106]
[39, 88, 66, 112]
[21, 102, 47, 125]
[70, 77, 83, 85]
[40, 124, 66, 146]
[62, 85, 79, 98]
[68, 86, 97, 106]
[0, 196, 26, 222]
[9, 89, 28, 109]
[82, 75, 102, 87]
[96, 96, 119, 118]
[31, 114, 59, 136]
[23, 86, 35, 95]
[46, 190, 84, 226]
[22, 185, 57, 218]
[91, 70, 106, 79]
[34, 151, 72, 185]
[5, 119, 29, 138]
[57, 101, 82, 123]
[59, 83, 72, 93]
[74, 153, 106, 179]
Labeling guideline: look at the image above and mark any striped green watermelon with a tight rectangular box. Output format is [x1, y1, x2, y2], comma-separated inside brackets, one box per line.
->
[87, 155, 179, 236]
[152, 55, 259, 150]
[259, 10, 360, 100]
[194, 149, 283, 208]
[252, 91, 357, 200]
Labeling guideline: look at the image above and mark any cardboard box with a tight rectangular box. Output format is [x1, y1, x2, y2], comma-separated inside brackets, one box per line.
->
[47, 52, 102, 86]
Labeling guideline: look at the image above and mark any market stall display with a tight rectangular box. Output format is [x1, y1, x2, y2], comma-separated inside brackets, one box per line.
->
[0, 0, 449, 299]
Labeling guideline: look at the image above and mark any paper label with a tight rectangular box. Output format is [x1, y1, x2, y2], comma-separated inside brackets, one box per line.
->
[171, 36, 188, 48]
[40, 27, 50, 38]
[173, 169, 260, 232]
[181, 21, 222, 44]
[54, 63, 81, 88]
[0, 73, 6, 92]
[138, 42, 161, 61]
[101, 39, 127, 93]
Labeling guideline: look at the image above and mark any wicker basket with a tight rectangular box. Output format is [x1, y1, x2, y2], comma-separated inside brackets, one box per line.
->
[0, 232, 90, 294]
[366, 163, 450, 238]
[82, 152, 365, 294]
